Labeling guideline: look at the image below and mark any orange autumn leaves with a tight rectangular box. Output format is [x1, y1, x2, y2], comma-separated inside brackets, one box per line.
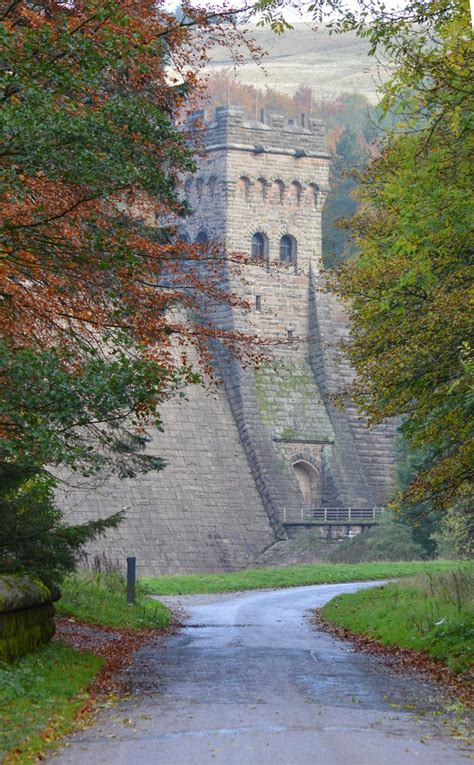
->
[1, 0, 261, 366]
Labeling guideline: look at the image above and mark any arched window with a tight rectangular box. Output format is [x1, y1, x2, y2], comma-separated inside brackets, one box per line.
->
[289, 181, 302, 206]
[195, 230, 208, 244]
[256, 178, 268, 201]
[280, 235, 296, 264]
[208, 176, 217, 197]
[251, 232, 267, 260]
[307, 183, 319, 208]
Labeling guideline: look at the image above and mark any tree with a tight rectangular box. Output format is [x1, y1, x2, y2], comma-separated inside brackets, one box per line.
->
[394, 437, 441, 557]
[0, 462, 124, 585]
[322, 126, 368, 267]
[0, 0, 267, 468]
[0, 0, 260, 579]
[255, 0, 472, 513]
[327, 1, 473, 512]
[430, 499, 474, 559]
[252, 0, 472, 523]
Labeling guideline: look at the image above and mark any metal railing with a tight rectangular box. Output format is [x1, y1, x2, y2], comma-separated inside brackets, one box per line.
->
[282, 507, 384, 523]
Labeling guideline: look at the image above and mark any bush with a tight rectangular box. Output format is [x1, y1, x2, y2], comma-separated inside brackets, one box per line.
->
[330, 512, 425, 563]
[431, 500, 474, 560]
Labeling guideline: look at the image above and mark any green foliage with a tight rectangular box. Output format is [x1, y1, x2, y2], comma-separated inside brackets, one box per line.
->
[328, 0, 474, 510]
[329, 513, 425, 563]
[0, 463, 122, 585]
[0, 341, 173, 478]
[322, 124, 371, 267]
[394, 437, 442, 556]
[143, 560, 457, 596]
[57, 570, 171, 629]
[431, 500, 474, 560]
[0, 642, 103, 761]
[322, 566, 474, 674]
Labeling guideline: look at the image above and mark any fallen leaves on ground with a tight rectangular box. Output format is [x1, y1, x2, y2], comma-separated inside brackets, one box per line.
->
[313, 609, 473, 708]
[54, 616, 180, 722]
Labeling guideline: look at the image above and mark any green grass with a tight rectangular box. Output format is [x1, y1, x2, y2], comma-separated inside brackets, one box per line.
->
[0, 573, 171, 762]
[0, 572, 171, 761]
[322, 566, 474, 674]
[57, 571, 171, 629]
[143, 560, 459, 596]
[0, 642, 103, 763]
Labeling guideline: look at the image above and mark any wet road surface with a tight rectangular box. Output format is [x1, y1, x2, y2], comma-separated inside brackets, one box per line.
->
[52, 582, 470, 764]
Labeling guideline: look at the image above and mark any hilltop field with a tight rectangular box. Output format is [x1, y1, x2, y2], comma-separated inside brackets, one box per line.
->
[204, 24, 386, 103]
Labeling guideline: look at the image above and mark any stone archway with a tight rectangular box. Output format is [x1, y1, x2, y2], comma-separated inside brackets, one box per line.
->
[292, 459, 321, 508]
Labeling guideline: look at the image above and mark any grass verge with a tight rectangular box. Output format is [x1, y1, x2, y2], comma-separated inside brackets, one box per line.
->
[321, 566, 473, 674]
[0, 642, 103, 764]
[3, 571, 172, 762]
[143, 560, 460, 596]
[57, 571, 171, 629]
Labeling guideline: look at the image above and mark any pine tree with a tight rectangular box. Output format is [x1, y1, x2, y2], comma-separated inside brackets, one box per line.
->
[0, 462, 123, 585]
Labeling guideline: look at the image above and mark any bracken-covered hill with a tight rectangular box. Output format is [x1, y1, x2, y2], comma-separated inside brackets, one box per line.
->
[205, 24, 386, 104]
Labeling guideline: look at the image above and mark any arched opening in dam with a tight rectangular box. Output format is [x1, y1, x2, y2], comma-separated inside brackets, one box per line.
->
[293, 460, 321, 508]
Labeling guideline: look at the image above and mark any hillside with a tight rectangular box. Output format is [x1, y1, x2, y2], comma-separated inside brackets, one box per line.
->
[205, 24, 386, 104]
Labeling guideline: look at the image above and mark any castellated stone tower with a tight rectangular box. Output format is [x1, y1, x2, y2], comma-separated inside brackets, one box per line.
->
[184, 106, 396, 518]
[61, 106, 397, 576]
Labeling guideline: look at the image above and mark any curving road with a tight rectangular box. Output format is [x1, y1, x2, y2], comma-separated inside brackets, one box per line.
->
[53, 582, 469, 764]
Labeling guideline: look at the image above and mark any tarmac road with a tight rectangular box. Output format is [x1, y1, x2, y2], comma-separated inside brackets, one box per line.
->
[52, 582, 470, 764]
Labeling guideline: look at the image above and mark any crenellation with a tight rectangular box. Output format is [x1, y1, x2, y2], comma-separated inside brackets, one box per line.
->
[189, 105, 329, 157]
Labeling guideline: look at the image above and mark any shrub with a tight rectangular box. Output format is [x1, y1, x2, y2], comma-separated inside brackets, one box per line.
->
[431, 500, 474, 560]
[330, 512, 425, 563]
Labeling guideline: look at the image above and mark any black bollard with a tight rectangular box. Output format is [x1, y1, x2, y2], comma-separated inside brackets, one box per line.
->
[126, 556, 136, 605]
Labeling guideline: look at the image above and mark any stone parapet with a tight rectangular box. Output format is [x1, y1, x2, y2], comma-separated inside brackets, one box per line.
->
[189, 106, 328, 157]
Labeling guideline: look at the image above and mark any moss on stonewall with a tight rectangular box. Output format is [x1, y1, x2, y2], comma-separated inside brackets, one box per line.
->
[254, 362, 334, 442]
[0, 575, 58, 663]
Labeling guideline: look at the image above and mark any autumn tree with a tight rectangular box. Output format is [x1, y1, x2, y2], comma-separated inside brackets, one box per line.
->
[326, 1, 473, 513]
[0, 0, 260, 579]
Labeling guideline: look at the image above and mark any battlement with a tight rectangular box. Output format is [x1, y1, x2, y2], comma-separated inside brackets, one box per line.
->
[188, 105, 328, 157]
